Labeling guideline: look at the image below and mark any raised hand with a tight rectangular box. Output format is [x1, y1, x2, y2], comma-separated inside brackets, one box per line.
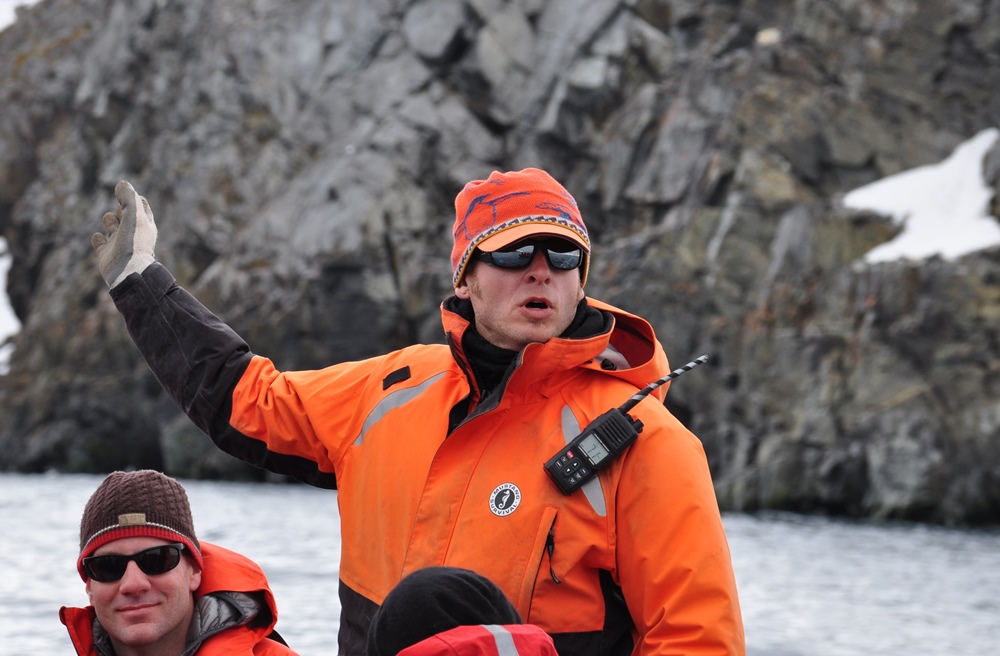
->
[91, 180, 158, 288]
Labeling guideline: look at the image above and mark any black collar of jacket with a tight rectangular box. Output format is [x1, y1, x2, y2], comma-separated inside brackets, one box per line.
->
[442, 296, 610, 396]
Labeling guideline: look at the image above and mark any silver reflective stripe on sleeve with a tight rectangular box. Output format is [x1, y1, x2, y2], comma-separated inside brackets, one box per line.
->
[483, 625, 518, 655]
[354, 372, 447, 445]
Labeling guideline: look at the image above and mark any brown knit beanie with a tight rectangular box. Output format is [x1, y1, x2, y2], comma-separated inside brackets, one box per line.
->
[76, 470, 203, 581]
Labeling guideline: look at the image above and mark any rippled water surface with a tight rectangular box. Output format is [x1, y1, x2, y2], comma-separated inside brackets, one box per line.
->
[2, 472, 997, 655]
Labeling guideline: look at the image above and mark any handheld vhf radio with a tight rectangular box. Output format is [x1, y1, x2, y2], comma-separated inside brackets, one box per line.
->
[543, 355, 709, 494]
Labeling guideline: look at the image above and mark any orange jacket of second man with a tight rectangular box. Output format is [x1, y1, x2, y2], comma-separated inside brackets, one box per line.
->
[110, 263, 745, 655]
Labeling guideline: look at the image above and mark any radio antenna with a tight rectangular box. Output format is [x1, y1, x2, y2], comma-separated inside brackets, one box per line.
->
[544, 353, 711, 494]
[618, 355, 709, 414]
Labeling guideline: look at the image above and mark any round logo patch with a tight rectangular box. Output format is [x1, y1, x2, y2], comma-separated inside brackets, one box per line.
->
[489, 483, 522, 517]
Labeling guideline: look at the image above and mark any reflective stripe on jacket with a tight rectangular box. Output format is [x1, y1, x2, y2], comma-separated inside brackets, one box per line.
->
[398, 624, 559, 655]
[60, 542, 296, 656]
[111, 264, 745, 656]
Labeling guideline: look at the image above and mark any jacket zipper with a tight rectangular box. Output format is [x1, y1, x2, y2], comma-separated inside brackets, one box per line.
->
[546, 524, 561, 584]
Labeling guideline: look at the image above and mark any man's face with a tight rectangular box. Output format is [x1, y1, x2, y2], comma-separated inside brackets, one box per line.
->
[456, 238, 585, 351]
[85, 537, 201, 654]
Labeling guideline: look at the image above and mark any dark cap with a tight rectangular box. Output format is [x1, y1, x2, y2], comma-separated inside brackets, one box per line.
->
[367, 566, 522, 656]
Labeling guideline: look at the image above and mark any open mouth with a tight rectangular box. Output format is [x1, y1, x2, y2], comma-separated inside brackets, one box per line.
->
[526, 300, 549, 309]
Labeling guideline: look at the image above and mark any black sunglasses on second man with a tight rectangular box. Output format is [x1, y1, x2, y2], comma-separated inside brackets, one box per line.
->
[83, 543, 186, 582]
[473, 239, 583, 272]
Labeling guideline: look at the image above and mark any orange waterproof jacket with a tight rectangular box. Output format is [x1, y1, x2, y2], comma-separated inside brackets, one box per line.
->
[112, 264, 745, 656]
[60, 541, 296, 656]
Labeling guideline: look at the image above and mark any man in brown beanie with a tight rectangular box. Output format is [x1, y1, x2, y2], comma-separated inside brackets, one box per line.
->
[91, 170, 745, 655]
[60, 470, 298, 656]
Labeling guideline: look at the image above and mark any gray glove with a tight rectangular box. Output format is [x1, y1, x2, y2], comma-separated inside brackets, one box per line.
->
[91, 180, 158, 288]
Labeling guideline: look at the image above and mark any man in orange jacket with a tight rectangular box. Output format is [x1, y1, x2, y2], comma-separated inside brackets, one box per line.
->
[60, 470, 297, 656]
[91, 168, 745, 654]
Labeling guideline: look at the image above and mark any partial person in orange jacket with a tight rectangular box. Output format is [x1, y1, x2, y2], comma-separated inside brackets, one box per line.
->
[60, 470, 297, 656]
[367, 566, 557, 656]
[90, 168, 745, 655]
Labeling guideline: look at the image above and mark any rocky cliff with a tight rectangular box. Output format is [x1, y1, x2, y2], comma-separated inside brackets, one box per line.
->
[1, 0, 998, 524]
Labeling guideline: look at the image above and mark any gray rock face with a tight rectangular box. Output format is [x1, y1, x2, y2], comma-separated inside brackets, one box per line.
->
[1, 0, 998, 524]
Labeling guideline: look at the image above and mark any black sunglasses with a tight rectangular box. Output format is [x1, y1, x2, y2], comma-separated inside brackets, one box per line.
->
[473, 240, 584, 271]
[83, 543, 186, 582]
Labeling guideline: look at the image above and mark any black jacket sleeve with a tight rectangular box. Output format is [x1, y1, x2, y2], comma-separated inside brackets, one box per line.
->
[111, 263, 253, 437]
[110, 263, 338, 487]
